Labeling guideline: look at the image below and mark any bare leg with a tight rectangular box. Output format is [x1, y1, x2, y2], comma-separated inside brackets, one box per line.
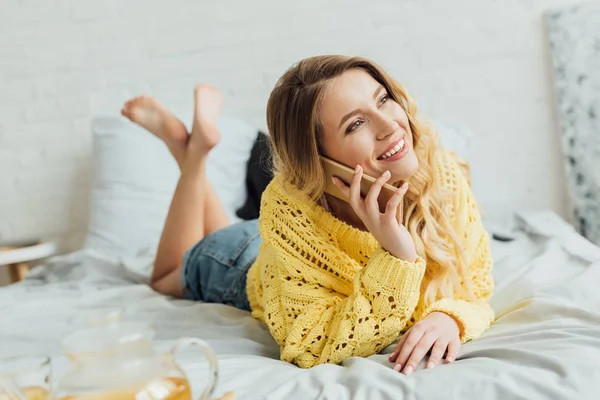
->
[203, 179, 231, 236]
[152, 146, 209, 286]
[122, 85, 229, 295]
[121, 91, 230, 236]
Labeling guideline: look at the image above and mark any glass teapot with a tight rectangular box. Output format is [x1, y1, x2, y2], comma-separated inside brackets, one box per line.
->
[54, 321, 218, 400]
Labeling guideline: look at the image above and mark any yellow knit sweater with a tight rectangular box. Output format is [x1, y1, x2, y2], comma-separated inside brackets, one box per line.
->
[246, 150, 494, 368]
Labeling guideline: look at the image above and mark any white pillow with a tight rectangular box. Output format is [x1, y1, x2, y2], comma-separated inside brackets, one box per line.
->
[433, 121, 472, 162]
[85, 115, 257, 257]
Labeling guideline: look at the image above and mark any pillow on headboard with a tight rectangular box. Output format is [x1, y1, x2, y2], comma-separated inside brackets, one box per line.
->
[236, 131, 273, 220]
[85, 115, 257, 257]
[434, 121, 472, 162]
[435, 122, 473, 184]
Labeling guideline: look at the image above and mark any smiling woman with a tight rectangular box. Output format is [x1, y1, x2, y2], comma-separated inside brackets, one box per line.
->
[319, 70, 418, 180]
[122, 55, 494, 375]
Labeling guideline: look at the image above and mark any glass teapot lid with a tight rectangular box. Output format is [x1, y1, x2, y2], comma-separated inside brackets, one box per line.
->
[61, 321, 156, 358]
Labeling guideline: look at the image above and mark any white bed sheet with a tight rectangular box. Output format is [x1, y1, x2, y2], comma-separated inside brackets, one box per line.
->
[1, 209, 600, 399]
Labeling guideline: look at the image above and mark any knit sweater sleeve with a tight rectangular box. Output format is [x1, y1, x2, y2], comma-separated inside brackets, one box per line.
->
[421, 152, 495, 342]
[259, 242, 426, 368]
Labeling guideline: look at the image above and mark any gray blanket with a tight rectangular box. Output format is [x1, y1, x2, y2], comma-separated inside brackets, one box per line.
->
[1, 209, 599, 399]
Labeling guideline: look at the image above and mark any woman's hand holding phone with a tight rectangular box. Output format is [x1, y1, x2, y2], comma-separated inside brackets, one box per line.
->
[332, 165, 417, 262]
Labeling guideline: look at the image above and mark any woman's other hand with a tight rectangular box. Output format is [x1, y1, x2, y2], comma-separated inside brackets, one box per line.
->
[389, 311, 461, 375]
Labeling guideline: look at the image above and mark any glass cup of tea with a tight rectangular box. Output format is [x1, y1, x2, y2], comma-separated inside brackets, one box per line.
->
[0, 355, 52, 400]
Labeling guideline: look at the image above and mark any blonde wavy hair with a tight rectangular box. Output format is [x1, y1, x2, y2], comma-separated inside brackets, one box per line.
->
[266, 55, 475, 304]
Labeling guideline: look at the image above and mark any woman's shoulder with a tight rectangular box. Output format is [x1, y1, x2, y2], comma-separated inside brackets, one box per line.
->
[258, 174, 319, 232]
[260, 174, 307, 211]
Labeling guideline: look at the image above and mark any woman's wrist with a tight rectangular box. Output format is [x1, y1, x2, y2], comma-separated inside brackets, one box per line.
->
[385, 243, 417, 262]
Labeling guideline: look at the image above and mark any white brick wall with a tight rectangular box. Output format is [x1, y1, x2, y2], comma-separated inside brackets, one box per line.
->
[0, 0, 591, 255]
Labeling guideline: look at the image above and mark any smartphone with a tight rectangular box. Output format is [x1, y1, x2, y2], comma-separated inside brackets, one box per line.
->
[320, 156, 402, 215]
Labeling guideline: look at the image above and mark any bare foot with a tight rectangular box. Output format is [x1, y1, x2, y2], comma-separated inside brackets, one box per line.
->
[188, 84, 223, 154]
[121, 96, 189, 150]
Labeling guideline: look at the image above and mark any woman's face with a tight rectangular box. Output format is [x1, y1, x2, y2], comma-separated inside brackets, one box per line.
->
[319, 69, 419, 183]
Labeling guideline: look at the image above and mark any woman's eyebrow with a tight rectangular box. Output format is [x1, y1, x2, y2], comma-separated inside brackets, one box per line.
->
[372, 85, 384, 100]
[338, 109, 361, 130]
[338, 86, 385, 129]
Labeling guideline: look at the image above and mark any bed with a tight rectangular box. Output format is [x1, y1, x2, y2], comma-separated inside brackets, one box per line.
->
[1, 115, 600, 399]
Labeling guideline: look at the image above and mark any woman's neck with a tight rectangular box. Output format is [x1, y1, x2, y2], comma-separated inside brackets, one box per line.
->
[323, 193, 368, 232]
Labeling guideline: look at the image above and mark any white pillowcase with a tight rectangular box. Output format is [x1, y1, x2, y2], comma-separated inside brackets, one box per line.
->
[85, 115, 257, 257]
[434, 121, 472, 162]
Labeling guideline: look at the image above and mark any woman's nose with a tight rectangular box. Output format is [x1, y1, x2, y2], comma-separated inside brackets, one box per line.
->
[375, 112, 397, 140]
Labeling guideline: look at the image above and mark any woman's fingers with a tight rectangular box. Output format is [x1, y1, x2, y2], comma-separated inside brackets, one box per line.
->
[348, 165, 365, 213]
[427, 339, 448, 369]
[402, 332, 437, 375]
[393, 327, 425, 373]
[444, 339, 461, 364]
[365, 170, 391, 218]
[389, 331, 409, 364]
[331, 165, 365, 216]
[385, 182, 408, 223]
[331, 176, 350, 198]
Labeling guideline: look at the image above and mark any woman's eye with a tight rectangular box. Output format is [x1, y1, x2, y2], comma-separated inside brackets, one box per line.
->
[347, 120, 363, 133]
[379, 95, 388, 106]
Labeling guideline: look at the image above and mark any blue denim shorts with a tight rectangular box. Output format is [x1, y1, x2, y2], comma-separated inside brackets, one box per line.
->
[180, 219, 261, 311]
